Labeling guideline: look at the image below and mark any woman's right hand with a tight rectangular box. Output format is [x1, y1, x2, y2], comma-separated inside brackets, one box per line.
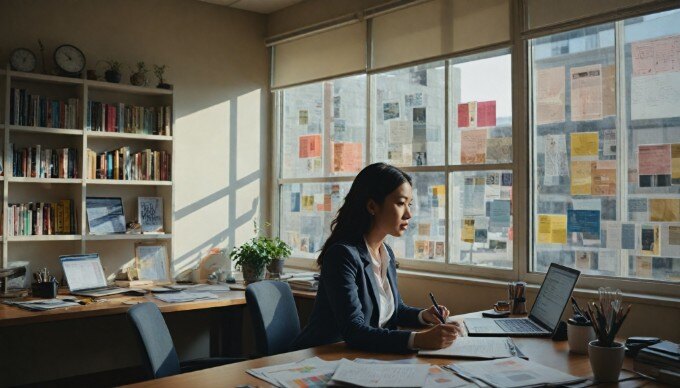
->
[413, 323, 461, 350]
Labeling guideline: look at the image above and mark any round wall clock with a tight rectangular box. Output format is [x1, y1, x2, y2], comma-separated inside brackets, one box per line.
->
[10, 48, 37, 72]
[54, 44, 86, 75]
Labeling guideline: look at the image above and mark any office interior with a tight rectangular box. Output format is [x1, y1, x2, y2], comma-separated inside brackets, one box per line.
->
[1, 0, 679, 386]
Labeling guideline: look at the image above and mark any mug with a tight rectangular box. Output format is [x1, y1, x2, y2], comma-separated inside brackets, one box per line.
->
[567, 319, 596, 354]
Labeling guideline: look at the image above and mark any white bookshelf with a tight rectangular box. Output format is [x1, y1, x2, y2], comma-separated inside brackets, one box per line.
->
[1, 66, 174, 282]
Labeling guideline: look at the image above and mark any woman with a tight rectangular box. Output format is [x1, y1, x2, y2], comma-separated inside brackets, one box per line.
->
[291, 163, 462, 353]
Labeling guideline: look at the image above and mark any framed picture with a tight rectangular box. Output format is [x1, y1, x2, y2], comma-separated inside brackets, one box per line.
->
[138, 197, 164, 234]
[86, 197, 126, 235]
[135, 243, 171, 284]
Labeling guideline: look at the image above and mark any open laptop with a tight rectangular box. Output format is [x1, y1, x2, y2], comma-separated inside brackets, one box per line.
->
[465, 263, 580, 337]
[60, 254, 129, 297]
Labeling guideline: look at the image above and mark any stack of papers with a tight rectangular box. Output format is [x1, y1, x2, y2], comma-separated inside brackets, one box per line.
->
[187, 284, 231, 292]
[248, 357, 469, 388]
[4, 297, 81, 311]
[288, 277, 318, 291]
[447, 357, 585, 388]
[153, 291, 218, 303]
[419, 337, 524, 359]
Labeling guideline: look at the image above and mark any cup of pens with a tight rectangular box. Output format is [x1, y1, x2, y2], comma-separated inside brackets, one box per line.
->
[508, 281, 527, 314]
[32, 268, 58, 298]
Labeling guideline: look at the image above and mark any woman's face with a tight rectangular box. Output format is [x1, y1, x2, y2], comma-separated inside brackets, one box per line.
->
[368, 182, 413, 237]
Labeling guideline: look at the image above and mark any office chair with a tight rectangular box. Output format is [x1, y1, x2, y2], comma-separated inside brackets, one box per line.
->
[127, 302, 243, 379]
[245, 281, 301, 357]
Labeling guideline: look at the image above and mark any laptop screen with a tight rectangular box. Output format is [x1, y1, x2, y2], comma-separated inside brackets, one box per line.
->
[529, 263, 580, 331]
[61, 254, 108, 291]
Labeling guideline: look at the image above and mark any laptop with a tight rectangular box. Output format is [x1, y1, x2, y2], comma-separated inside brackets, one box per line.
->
[60, 254, 129, 297]
[465, 263, 580, 337]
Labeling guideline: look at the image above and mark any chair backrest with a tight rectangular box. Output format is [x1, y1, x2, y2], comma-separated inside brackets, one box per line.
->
[127, 302, 181, 379]
[246, 281, 301, 356]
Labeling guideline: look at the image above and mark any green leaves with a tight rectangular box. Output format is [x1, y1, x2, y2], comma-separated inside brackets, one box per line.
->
[230, 236, 292, 273]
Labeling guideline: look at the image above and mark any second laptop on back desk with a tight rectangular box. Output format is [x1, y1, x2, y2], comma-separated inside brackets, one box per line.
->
[60, 253, 129, 297]
[464, 263, 580, 337]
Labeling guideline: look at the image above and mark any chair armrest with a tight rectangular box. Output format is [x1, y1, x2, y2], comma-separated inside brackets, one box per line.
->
[180, 357, 246, 373]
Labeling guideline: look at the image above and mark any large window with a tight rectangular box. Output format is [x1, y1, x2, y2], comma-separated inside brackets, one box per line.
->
[531, 10, 680, 282]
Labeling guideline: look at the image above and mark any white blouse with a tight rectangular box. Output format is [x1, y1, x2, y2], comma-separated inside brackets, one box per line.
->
[365, 240, 395, 328]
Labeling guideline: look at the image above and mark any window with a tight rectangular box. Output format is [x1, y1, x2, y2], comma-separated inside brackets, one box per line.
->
[530, 10, 680, 282]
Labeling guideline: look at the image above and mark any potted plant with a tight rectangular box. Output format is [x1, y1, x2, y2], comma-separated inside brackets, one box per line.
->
[129, 61, 148, 86]
[104, 60, 122, 83]
[230, 236, 272, 284]
[265, 237, 292, 279]
[153, 64, 172, 89]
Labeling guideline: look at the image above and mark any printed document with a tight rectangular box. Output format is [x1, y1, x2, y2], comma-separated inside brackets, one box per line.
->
[330, 358, 430, 387]
[419, 337, 516, 359]
[448, 357, 584, 388]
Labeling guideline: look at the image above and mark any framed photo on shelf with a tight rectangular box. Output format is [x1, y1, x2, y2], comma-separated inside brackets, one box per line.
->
[138, 197, 164, 234]
[135, 242, 171, 284]
[86, 197, 126, 235]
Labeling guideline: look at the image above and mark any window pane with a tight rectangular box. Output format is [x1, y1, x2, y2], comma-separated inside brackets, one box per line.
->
[624, 10, 680, 281]
[531, 23, 617, 277]
[449, 170, 513, 269]
[387, 172, 446, 262]
[281, 75, 366, 179]
[531, 11, 680, 282]
[450, 51, 513, 165]
[371, 62, 445, 167]
[279, 182, 351, 258]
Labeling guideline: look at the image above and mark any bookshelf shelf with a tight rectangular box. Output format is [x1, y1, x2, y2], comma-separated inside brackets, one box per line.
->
[86, 131, 172, 141]
[7, 235, 82, 242]
[85, 234, 172, 241]
[2, 65, 174, 280]
[86, 79, 173, 96]
[85, 179, 172, 186]
[9, 70, 84, 86]
[8, 177, 83, 184]
[9, 126, 83, 136]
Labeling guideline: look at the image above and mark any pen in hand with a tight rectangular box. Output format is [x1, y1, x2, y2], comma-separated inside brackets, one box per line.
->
[428, 292, 446, 324]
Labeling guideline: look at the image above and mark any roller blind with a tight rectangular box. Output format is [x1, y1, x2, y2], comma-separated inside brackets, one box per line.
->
[526, 0, 658, 31]
[371, 0, 510, 70]
[272, 22, 366, 89]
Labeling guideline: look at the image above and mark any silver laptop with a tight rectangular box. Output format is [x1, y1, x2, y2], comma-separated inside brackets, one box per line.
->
[60, 254, 128, 297]
[465, 263, 580, 337]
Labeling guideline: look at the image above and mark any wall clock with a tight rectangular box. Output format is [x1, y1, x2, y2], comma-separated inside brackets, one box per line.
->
[10, 48, 37, 72]
[54, 44, 86, 76]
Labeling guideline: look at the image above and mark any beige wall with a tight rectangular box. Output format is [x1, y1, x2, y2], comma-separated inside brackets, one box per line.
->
[0, 0, 268, 384]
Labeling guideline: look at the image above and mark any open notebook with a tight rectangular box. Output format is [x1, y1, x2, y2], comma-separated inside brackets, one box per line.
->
[419, 337, 526, 359]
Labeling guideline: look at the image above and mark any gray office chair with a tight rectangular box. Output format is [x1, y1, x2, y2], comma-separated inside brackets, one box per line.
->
[245, 281, 301, 357]
[127, 302, 243, 380]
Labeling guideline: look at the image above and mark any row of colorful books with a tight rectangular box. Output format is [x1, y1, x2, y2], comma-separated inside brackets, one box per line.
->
[86, 147, 171, 181]
[10, 145, 79, 179]
[7, 200, 77, 236]
[86, 101, 171, 136]
[9, 88, 79, 129]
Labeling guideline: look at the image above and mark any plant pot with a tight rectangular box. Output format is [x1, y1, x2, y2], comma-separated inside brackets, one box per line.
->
[588, 340, 625, 383]
[105, 70, 122, 83]
[266, 258, 285, 279]
[242, 264, 265, 284]
[130, 72, 147, 86]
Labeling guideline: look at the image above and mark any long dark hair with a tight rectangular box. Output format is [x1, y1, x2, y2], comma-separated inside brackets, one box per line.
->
[317, 163, 412, 267]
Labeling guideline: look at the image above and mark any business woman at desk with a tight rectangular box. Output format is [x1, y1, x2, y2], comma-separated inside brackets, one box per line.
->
[291, 163, 462, 353]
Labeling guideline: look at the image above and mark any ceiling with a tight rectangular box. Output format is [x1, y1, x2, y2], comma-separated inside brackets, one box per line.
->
[199, 0, 305, 14]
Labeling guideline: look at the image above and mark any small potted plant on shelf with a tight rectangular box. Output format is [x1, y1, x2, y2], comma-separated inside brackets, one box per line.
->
[129, 61, 148, 86]
[153, 64, 172, 90]
[104, 60, 122, 83]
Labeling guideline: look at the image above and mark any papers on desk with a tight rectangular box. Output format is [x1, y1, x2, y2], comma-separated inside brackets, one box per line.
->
[248, 357, 469, 388]
[188, 284, 231, 292]
[287, 277, 318, 291]
[419, 337, 525, 360]
[153, 291, 218, 303]
[4, 297, 81, 311]
[447, 357, 585, 388]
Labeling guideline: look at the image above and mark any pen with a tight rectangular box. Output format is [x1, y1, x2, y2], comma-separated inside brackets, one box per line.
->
[428, 292, 446, 324]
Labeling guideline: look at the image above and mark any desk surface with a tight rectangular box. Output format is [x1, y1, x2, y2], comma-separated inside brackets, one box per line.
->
[228, 281, 317, 299]
[0, 290, 246, 327]
[124, 313, 660, 388]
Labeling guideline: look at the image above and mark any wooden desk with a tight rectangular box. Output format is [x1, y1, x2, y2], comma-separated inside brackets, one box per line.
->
[228, 281, 317, 300]
[124, 314, 661, 388]
[0, 290, 246, 327]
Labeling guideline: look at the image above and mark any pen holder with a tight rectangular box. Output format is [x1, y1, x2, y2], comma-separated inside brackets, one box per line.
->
[567, 318, 596, 354]
[508, 281, 527, 314]
[31, 281, 58, 298]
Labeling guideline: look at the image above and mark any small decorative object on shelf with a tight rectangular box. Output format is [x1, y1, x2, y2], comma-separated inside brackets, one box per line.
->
[104, 60, 122, 83]
[126, 220, 142, 234]
[53, 44, 86, 77]
[10, 48, 37, 72]
[130, 61, 148, 86]
[86, 69, 98, 80]
[139, 197, 164, 234]
[154, 64, 172, 90]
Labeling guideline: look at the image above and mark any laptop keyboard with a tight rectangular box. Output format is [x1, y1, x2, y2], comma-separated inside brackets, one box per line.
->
[496, 318, 543, 333]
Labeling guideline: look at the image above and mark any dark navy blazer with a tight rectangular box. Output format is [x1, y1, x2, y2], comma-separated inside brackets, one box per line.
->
[290, 240, 424, 353]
